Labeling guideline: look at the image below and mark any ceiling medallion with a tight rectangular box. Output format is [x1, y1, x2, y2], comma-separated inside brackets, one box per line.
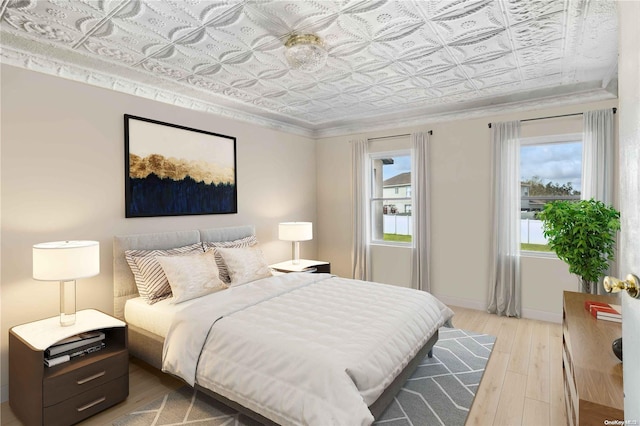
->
[284, 34, 328, 73]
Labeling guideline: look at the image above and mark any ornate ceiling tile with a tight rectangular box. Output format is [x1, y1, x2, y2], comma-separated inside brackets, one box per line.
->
[1, 0, 619, 136]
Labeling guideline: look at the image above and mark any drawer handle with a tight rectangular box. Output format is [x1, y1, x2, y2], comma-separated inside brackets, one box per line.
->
[77, 371, 105, 385]
[76, 396, 106, 412]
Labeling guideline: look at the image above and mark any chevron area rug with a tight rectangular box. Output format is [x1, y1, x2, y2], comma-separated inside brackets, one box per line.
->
[113, 327, 495, 426]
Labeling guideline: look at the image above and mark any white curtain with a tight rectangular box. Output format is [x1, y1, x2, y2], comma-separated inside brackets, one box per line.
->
[582, 109, 614, 204]
[410, 132, 431, 292]
[582, 108, 615, 293]
[351, 139, 370, 280]
[488, 121, 522, 317]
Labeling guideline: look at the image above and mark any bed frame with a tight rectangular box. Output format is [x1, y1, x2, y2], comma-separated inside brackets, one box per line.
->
[113, 225, 439, 424]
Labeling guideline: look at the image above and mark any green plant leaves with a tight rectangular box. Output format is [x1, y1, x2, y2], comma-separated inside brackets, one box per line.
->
[538, 199, 620, 284]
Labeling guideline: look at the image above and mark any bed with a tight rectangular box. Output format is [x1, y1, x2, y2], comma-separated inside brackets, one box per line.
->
[113, 225, 454, 425]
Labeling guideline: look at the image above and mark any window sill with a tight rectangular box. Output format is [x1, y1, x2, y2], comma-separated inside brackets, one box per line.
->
[520, 250, 558, 259]
[370, 241, 413, 248]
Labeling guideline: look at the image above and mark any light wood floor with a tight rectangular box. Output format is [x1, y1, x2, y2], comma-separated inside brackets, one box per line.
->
[0, 305, 565, 425]
[453, 306, 566, 426]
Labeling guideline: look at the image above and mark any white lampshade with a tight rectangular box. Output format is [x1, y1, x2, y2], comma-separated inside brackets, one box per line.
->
[279, 222, 313, 242]
[33, 240, 100, 281]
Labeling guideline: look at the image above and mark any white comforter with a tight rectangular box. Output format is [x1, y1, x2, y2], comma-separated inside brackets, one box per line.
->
[163, 273, 454, 426]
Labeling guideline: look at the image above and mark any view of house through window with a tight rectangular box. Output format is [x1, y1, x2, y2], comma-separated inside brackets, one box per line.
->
[520, 137, 582, 252]
[370, 152, 412, 243]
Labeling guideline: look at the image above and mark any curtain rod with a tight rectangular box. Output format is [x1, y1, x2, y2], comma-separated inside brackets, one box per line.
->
[487, 107, 617, 128]
[367, 131, 432, 141]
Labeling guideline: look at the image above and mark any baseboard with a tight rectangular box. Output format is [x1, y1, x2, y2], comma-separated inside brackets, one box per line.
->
[521, 308, 562, 324]
[434, 294, 562, 324]
[432, 294, 486, 311]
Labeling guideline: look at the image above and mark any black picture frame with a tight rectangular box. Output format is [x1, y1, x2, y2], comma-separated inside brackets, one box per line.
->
[124, 114, 237, 217]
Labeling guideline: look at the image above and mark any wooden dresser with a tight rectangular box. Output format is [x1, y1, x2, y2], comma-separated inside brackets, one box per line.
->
[562, 291, 624, 425]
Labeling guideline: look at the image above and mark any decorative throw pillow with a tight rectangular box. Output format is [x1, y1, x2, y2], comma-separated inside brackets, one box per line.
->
[203, 235, 257, 283]
[215, 246, 273, 287]
[156, 251, 227, 304]
[125, 243, 203, 304]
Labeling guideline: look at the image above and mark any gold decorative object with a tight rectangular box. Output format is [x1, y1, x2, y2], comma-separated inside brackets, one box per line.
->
[604, 274, 640, 298]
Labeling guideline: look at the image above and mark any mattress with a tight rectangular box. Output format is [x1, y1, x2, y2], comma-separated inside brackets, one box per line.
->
[124, 291, 223, 338]
[124, 296, 175, 337]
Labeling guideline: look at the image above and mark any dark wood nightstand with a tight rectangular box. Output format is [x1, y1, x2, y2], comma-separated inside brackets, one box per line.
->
[9, 309, 129, 425]
[270, 259, 331, 274]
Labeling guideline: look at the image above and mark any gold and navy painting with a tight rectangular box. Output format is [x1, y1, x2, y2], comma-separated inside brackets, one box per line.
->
[124, 115, 237, 217]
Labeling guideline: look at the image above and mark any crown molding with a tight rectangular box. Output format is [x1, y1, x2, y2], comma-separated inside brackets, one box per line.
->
[1, 45, 617, 140]
[313, 85, 617, 138]
[0, 45, 316, 138]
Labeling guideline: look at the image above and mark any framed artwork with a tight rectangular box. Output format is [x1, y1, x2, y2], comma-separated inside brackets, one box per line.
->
[124, 114, 237, 217]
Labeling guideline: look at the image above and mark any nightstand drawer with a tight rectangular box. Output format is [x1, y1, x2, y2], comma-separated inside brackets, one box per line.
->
[43, 350, 128, 407]
[43, 375, 128, 426]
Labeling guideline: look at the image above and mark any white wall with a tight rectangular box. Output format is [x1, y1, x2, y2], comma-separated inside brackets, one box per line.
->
[317, 99, 618, 324]
[371, 245, 412, 287]
[0, 64, 317, 401]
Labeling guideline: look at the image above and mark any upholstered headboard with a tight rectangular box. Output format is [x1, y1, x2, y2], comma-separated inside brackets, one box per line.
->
[113, 225, 255, 320]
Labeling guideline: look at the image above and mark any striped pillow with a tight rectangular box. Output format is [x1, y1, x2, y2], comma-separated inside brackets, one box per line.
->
[125, 243, 204, 304]
[203, 235, 257, 284]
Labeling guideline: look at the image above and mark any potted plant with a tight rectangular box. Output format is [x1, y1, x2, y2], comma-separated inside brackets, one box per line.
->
[538, 199, 620, 293]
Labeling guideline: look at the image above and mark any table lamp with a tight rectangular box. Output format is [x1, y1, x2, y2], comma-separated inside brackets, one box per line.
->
[278, 222, 312, 265]
[33, 240, 100, 326]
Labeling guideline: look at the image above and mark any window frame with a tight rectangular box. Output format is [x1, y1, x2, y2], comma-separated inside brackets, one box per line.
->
[369, 149, 413, 247]
[519, 132, 582, 258]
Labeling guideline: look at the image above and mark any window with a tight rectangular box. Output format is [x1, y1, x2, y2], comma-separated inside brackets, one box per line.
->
[370, 151, 412, 244]
[520, 134, 582, 252]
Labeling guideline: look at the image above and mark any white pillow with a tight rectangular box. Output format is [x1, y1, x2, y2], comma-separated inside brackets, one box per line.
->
[125, 243, 204, 304]
[215, 246, 273, 287]
[203, 235, 257, 284]
[156, 251, 228, 303]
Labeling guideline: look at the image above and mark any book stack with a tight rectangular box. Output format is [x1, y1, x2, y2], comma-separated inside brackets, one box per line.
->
[44, 331, 106, 367]
[584, 300, 622, 323]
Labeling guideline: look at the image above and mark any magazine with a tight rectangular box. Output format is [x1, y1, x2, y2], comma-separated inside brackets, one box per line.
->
[46, 331, 105, 357]
[44, 342, 106, 367]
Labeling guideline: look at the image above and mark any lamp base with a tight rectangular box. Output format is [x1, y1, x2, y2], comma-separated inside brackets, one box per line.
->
[292, 241, 301, 265]
[59, 280, 76, 327]
[60, 312, 76, 327]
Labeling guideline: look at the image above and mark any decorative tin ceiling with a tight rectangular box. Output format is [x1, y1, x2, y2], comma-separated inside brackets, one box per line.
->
[0, 0, 618, 137]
